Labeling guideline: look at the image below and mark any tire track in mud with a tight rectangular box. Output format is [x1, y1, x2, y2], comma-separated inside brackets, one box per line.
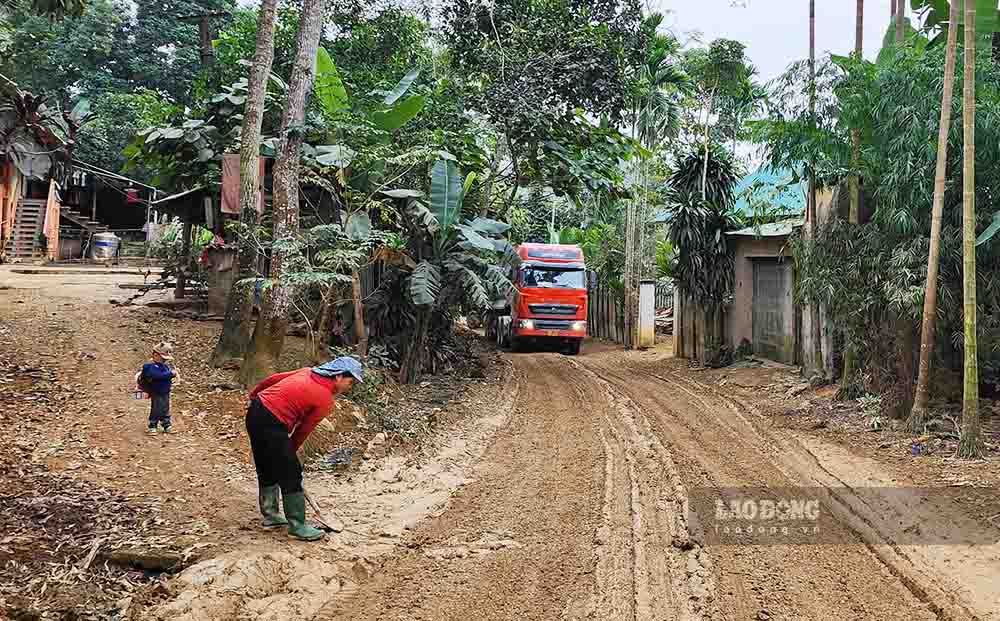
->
[580, 356, 943, 621]
[573, 358, 717, 621]
[321, 354, 609, 621]
[327, 353, 717, 621]
[655, 366, 994, 620]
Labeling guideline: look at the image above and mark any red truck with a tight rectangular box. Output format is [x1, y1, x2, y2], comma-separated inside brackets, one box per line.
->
[495, 243, 589, 356]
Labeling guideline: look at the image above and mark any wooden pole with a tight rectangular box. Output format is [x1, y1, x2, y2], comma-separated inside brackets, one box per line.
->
[175, 221, 193, 299]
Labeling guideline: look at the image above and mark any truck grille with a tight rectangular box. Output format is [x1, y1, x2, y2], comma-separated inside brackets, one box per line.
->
[528, 304, 577, 316]
[533, 319, 573, 330]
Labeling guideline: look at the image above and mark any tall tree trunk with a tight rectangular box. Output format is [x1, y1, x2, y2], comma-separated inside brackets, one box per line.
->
[907, 0, 960, 432]
[807, 0, 824, 378]
[174, 221, 193, 299]
[840, 0, 865, 398]
[959, 1, 984, 458]
[399, 306, 431, 384]
[211, 0, 278, 367]
[479, 139, 504, 218]
[309, 284, 339, 364]
[848, 0, 864, 225]
[352, 266, 368, 357]
[700, 87, 717, 201]
[895, 0, 905, 44]
[240, 0, 327, 387]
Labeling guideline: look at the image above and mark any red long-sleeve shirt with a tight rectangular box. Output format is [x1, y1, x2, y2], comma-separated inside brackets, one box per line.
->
[249, 368, 337, 451]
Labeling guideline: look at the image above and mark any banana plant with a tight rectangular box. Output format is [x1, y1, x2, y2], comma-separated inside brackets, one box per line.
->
[307, 49, 430, 357]
[307, 48, 426, 173]
[384, 157, 516, 382]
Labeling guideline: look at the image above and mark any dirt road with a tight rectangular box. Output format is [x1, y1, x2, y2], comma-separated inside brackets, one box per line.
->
[322, 350, 998, 621]
[3, 265, 997, 620]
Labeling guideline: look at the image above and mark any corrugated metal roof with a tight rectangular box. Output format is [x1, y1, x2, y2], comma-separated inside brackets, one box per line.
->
[650, 165, 805, 224]
[734, 166, 805, 216]
[726, 217, 804, 237]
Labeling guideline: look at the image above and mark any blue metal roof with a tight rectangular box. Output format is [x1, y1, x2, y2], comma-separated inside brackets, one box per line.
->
[733, 166, 806, 216]
[650, 166, 805, 224]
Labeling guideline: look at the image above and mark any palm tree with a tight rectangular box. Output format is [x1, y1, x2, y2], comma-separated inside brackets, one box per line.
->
[807, 0, 823, 377]
[624, 17, 689, 348]
[959, 0, 984, 458]
[241, 0, 328, 386]
[212, 0, 280, 367]
[907, 0, 960, 432]
[839, 0, 866, 397]
[848, 0, 863, 225]
[895, 0, 905, 44]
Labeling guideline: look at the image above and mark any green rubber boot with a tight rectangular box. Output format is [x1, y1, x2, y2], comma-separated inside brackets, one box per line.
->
[282, 492, 325, 541]
[259, 485, 288, 529]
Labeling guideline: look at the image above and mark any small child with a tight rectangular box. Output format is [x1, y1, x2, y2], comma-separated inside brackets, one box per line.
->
[135, 342, 179, 434]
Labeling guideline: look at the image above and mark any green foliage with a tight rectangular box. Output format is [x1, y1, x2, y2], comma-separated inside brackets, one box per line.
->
[151, 222, 215, 289]
[429, 159, 462, 232]
[128, 0, 236, 102]
[16, 0, 88, 19]
[629, 13, 690, 150]
[778, 35, 1000, 392]
[210, 6, 301, 88]
[669, 143, 741, 211]
[387, 157, 514, 311]
[2, 0, 125, 100]
[315, 47, 348, 117]
[75, 89, 173, 178]
[559, 219, 626, 288]
[655, 239, 675, 279]
[124, 74, 285, 190]
[665, 146, 741, 307]
[0, 74, 91, 178]
[685, 38, 754, 102]
[443, 0, 647, 200]
[753, 57, 849, 186]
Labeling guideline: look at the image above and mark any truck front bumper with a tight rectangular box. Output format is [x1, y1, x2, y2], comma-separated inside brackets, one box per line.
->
[513, 319, 586, 339]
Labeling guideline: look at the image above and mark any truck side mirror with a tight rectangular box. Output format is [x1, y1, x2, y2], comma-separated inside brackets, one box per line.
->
[588, 270, 598, 290]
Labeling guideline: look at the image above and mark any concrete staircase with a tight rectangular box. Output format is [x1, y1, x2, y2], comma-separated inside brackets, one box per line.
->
[3, 199, 44, 260]
[60, 206, 109, 236]
[3, 201, 109, 260]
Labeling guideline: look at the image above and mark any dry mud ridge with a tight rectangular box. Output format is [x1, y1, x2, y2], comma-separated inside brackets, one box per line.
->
[152, 351, 1000, 621]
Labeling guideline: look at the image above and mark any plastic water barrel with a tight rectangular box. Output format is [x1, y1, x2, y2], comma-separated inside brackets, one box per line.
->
[90, 232, 120, 260]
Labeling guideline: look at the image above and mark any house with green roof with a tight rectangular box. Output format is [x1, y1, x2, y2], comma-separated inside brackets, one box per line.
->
[673, 168, 836, 374]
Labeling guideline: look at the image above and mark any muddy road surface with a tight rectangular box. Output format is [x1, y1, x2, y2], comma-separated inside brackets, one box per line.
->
[323, 349, 998, 621]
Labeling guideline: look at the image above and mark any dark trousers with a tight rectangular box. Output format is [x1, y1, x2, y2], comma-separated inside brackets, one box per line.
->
[149, 393, 171, 428]
[245, 399, 303, 494]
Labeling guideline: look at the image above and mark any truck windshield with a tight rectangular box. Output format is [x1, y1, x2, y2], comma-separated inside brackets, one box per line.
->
[522, 266, 586, 289]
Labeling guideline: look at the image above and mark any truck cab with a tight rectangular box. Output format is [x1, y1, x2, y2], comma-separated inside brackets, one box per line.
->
[504, 243, 588, 355]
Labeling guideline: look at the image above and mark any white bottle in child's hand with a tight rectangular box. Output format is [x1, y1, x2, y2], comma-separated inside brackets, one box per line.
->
[133, 371, 147, 400]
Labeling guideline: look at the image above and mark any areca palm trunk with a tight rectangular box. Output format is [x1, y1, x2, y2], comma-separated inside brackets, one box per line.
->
[895, 0, 904, 44]
[840, 0, 865, 398]
[807, 0, 823, 377]
[848, 0, 863, 225]
[959, 0, 984, 458]
[907, 0, 960, 432]
[240, 0, 327, 387]
[211, 0, 278, 367]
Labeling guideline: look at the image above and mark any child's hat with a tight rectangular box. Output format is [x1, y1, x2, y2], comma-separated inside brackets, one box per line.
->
[153, 342, 174, 360]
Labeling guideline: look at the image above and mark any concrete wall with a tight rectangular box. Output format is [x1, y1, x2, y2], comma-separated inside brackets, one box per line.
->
[800, 187, 837, 377]
[728, 236, 795, 359]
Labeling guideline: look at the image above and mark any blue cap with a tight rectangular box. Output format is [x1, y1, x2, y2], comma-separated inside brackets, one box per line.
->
[312, 356, 364, 383]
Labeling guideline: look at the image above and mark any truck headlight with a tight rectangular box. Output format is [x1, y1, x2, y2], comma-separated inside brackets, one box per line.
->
[519, 319, 534, 330]
[570, 321, 586, 332]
